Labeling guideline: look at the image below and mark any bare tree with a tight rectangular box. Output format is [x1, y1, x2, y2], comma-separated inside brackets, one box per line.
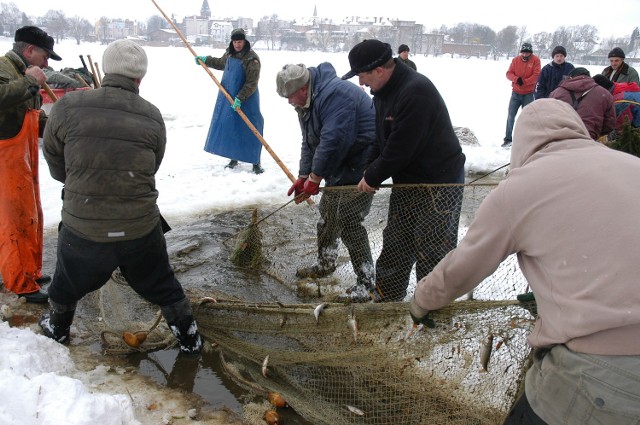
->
[67, 16, 93, 45]
[0, 2, 23, 35]
[146, 15, 167, 34]
[516, 26, 529, 53]
[496, 25, 518, 58]
[43, 10, 67, 41]
[532, 32, 553, 58]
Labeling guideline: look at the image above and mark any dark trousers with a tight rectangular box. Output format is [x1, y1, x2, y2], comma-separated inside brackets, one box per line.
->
[317, 189, 374, 286]
[375, 178, 464, 301]
[504, 392, 548, 425]
[48, 223, 186, 308]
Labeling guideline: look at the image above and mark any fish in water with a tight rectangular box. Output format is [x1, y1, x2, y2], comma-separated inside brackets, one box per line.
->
[480, 332, 494, 372]
[262, 355, 270, 378]
[314, 303, 328, 323]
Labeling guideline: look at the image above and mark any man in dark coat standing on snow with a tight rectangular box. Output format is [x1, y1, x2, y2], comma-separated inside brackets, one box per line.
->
[343, 39, 466, 302]
[277, 62, 377, 301]
[534, 45, 574, 99]
[40, 40, 203, 355]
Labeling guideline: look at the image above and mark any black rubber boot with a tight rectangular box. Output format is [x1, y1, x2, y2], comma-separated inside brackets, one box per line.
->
[161, 298, 203, 355]
[38, 300, 76, 344]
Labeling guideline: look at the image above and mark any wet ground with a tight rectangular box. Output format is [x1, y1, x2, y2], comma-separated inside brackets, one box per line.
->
[14, 169, 505, 424]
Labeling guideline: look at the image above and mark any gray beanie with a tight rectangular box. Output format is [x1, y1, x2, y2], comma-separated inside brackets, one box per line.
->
[276, 64, 310, 97]
[102, 39, 148, 79]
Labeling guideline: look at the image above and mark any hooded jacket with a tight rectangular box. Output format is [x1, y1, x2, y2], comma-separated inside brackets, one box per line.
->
[364, 59, 465, 185]
[43, 74, 165, 242]
[550, 75, 616, 139]
[295, 62, 375, 186]
[414, 99, 640, 355]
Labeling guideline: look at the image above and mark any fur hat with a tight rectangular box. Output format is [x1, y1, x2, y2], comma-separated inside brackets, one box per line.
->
[342, 39, 393, 80]
[231, 28, 246, 41]
[15, 26, 61, 61]
[608, 47, 625, 59]
[276, 64, 310, 97]
[520, 42, 533, 53]
[593, 74, 614, 91]
[398, 44, 410, 54]
[102, 39, 148, 79]
[569, 67, 590, 78]
[551, 45, 566, 58]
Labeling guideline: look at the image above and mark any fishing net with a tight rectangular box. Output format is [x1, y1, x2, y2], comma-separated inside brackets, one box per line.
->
[207, 183, 534, 424]
[77, 268, 176, 355]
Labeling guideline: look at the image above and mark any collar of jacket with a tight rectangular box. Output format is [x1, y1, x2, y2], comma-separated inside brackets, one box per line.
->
[371, 58, 410, 98]
[5, 50, 28, 73]
[100, 73, 140, 94]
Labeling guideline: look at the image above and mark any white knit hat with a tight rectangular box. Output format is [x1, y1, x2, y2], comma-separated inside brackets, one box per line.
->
[276, 64, 310, 97]
[102, 39, 148, 79]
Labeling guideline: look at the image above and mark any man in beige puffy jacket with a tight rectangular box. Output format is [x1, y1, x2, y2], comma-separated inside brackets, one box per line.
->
[410, 99, 640, 424]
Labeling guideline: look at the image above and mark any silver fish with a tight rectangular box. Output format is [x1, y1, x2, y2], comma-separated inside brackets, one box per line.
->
[480, 332, 494, 372]
[262, 354, 269, 378]
[348, 309, 358, 342]
[346, 405, 365, 416]
[314, 303, 328, 323]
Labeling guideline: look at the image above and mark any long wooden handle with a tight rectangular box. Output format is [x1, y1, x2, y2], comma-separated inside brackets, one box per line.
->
[149, 0, 304, 195]
[42, 82, 58, 102]
[87, 54, 101, 88]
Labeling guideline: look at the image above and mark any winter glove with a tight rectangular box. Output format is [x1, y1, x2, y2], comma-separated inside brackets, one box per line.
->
[295, 176, 321, 204]
[516, 77, 524, 86]
[287, 176, 307, 197]
[195, 55, 207, 65]
[231, 97, 242, 111]
[409, 296, 435, 328]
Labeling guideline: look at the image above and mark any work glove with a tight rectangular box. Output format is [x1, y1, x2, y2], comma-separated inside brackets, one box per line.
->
[231, 97, 242, 111]
[195, 55, 207, 65]
[516, 77, 523, 86]
[295, 176, 321, 204]
[287, 176, 307, 197]
[409, 296, 435, 328]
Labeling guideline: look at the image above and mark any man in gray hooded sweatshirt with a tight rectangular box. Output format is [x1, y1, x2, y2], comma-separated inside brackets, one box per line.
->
[410, 99, 640, 424]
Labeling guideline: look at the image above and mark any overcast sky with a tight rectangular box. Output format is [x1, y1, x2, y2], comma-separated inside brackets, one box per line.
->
[18, 0, 639, 40]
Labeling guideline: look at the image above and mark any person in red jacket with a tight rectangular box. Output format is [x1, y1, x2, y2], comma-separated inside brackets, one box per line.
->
[502, 42, 541, 148]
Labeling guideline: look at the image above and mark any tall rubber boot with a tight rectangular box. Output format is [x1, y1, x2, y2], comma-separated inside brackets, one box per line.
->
[38, 300, 76, 344]
[161, 298, 203, 355]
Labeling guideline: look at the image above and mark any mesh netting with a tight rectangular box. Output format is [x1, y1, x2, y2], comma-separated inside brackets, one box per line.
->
[78, 268, 176, 355]
[214, 183, 534, 424]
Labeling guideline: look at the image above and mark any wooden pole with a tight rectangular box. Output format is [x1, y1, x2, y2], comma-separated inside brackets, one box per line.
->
[149, 0, 304, 195]
[94, 61, 103, 85]
[87, 55, 101, 88]
[42, 82, 58, 102]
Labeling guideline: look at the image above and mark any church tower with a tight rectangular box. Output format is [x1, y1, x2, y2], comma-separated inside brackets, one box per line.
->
[200, 0, 211, 18]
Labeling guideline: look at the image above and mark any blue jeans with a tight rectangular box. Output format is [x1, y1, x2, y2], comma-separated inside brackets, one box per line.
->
[505, 92, 534, 141]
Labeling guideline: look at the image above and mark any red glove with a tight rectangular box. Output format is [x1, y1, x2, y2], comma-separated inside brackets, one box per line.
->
[302, 178, 320, 196]
[287, 176, 307, 197]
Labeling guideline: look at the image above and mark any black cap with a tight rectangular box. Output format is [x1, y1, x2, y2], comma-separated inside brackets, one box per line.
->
[608, 47, 625, 59]
[231, 28, 246, 41]
[551, 45, 566, 58]
[15, 26, 62, 61]
[593, 74, 614, 91]
[520, 42, 533, 53]
[342, 39, 393, 80]
[398, 44, 410, 54]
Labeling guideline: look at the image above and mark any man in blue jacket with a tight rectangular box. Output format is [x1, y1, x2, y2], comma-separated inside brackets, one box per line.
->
[277, 62, 376, 301]
[534, 45, 574, 99]
[343, 39, 466, 302]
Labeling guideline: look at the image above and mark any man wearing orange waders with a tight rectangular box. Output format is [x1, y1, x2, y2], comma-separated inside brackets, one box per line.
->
[0, 26, 61, 303]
